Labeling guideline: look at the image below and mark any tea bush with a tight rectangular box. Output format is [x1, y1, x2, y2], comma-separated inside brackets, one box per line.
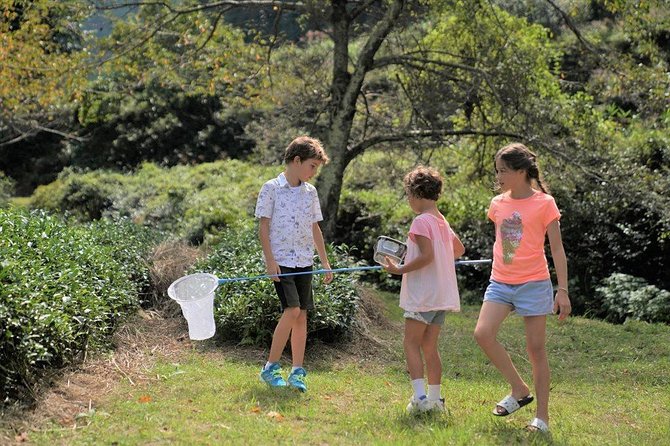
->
[0, 209, 160, 403]
[595, 273, 670, 324]
[193, 227, 363, 346]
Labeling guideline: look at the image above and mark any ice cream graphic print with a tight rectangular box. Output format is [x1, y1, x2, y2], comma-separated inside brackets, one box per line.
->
[501, 211, 523, 264]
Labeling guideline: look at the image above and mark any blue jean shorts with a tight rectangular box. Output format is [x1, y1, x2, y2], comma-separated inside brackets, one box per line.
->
[483, 279, 554, 316]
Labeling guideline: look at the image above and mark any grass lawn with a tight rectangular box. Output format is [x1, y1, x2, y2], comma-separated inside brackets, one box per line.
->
[8, 289, 670, 445]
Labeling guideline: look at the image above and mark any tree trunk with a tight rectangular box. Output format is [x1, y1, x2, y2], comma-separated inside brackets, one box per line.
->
[317, 0, 405, 240]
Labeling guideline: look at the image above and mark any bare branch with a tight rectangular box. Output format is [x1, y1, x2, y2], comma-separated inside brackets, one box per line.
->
[93, 0, 306, 14]
[350, 0, 378, 20]
[194, 8, 228, 53]
[543, 0, 598, 53]
[340, 0, 405, 118]
[373, 55, 504, 110]
[346, 128, 523, 161]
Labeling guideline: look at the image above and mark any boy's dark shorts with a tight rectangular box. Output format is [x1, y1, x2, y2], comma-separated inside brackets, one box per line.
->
[274, 265, 314, 311]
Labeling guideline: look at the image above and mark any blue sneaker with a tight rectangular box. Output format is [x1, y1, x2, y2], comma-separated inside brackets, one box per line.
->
[260, 363, 287, 387]
[287, 367, 307, 392]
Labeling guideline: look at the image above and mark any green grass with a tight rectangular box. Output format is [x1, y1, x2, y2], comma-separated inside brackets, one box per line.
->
[19, 290, 670, 445]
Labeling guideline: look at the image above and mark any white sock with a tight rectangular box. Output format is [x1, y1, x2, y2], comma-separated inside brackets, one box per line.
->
[427, 384, 441, 401]
[411, 378, 426, 399]
[264, 361, 277, 370]
[291, 366, 302, 373]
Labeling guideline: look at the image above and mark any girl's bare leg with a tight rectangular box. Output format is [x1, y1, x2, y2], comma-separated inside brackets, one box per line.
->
[290, 310, 308, 366]
[422, 324, 442, 385]
[404, 318, 428, 379]
[524, 315, 549, 423]
[474, 302, 530, 399]
[268, 307, 301, 363]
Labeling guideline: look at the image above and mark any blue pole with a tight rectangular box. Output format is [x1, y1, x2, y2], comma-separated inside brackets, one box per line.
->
[217, 260, 491, 285]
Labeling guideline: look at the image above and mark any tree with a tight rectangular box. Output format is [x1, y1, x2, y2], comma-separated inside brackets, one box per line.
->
[0, 0, 89, 191]
[92, 0, 563, 238]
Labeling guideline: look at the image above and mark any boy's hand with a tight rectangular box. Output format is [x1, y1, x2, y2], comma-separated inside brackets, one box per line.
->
[322, 264, 333, 284]
[265, 260, 281, 282]
[381, 256, 403, 275]
[553, 290, 571, 320]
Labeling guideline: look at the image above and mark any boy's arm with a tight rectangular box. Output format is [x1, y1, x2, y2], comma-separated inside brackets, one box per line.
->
[259, 217, 280, 282]
[547, 219, 571, 320]
[312, 222, 333, 284]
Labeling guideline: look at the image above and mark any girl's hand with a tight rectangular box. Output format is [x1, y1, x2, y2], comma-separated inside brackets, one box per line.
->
[553, 289, 572, 320]
[381, 256, 403, 275]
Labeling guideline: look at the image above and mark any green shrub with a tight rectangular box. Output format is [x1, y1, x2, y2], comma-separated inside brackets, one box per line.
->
[596, 273, 670, 324]
[0, 172, 14, 207]
[193, 227, 362, 346]
[0, 209, 160, 403]
[29, 161, 279, 244]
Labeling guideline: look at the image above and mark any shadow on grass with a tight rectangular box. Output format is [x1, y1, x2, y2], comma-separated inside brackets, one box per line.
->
[482, 418, 556, 445]
[395, 408, 454, 429]
[237, 385, 304, 411]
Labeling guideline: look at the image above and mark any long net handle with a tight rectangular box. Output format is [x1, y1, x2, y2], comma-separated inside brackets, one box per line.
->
[217, 260, 491, 285]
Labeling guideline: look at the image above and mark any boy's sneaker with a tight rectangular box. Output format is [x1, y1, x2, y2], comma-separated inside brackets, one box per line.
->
[287, 367, 307, 392]
[406, 395, 431, 413]
[260, 363, 287, 387]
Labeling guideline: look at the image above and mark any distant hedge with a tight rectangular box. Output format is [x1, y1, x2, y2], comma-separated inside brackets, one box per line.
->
[28, 160, 279, 244]
[0, 209, 161, 403]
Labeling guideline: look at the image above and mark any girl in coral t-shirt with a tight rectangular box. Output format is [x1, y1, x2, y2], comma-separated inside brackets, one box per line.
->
[381, 166, 465, 414]
[473, 143, 571, 433]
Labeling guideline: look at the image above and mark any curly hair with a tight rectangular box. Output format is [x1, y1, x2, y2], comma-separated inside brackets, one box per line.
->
[403, 165, 443, 201]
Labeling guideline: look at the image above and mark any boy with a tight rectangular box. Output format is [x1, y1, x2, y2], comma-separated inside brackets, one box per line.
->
[254, 136, 333, 392]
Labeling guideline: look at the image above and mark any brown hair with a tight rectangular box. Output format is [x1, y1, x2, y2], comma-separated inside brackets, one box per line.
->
[495, 143, 550, 194]
[284, 136, 330, 164]
[403, 165, 443, 201]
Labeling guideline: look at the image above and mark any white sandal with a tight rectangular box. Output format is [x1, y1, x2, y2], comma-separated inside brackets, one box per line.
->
[527, 417, 549, 432]
[492, 394, 534, 416]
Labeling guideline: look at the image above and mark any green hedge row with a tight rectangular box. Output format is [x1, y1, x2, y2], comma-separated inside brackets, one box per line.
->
[0, 208, 160, 402]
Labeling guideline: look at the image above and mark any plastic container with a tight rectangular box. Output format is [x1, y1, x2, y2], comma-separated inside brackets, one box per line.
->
[373, 236, 407, 265]
[167, 273, 218, 340]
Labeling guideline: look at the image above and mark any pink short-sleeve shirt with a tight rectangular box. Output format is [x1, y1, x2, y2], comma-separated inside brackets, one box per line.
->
[399, 213, 460, 312]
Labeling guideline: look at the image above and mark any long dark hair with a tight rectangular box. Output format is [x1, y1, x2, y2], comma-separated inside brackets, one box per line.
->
[495, 143, 550, 194]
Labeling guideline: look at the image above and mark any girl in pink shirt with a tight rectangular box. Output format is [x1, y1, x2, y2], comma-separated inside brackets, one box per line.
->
[473, 143, 571, 433]
[382, 166, 465, 413]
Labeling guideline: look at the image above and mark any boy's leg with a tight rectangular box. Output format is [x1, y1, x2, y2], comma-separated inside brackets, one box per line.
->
[474, 302, 530, 399]
[268, 307, 301, 363]
[290, 309, 308, 367]
[524, 315, 549, 424]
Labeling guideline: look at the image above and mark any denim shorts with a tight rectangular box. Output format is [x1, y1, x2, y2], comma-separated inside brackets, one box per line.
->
[483, 279, 554, 316]
[404, 310, 447, 326]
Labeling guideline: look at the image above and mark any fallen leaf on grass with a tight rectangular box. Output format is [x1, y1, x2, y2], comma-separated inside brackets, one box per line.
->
[138, 394, 152, 403]
[15, 432, 28, 442]
[250, 406, 262, 413]
[266, 411, 284, 421]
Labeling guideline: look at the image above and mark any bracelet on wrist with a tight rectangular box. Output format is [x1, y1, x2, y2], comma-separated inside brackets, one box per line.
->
[557, 287, 569, 294]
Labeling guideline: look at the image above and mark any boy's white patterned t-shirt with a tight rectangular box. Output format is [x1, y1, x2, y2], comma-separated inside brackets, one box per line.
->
[255, 173, 323, 267]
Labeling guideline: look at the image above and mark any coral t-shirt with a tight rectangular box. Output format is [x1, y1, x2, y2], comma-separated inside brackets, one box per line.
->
[487, 191, 561, 284]
[399, 213, 460, 312]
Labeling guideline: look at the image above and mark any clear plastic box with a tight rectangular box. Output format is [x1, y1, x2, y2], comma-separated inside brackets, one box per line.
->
[373, 236, 407, 265]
